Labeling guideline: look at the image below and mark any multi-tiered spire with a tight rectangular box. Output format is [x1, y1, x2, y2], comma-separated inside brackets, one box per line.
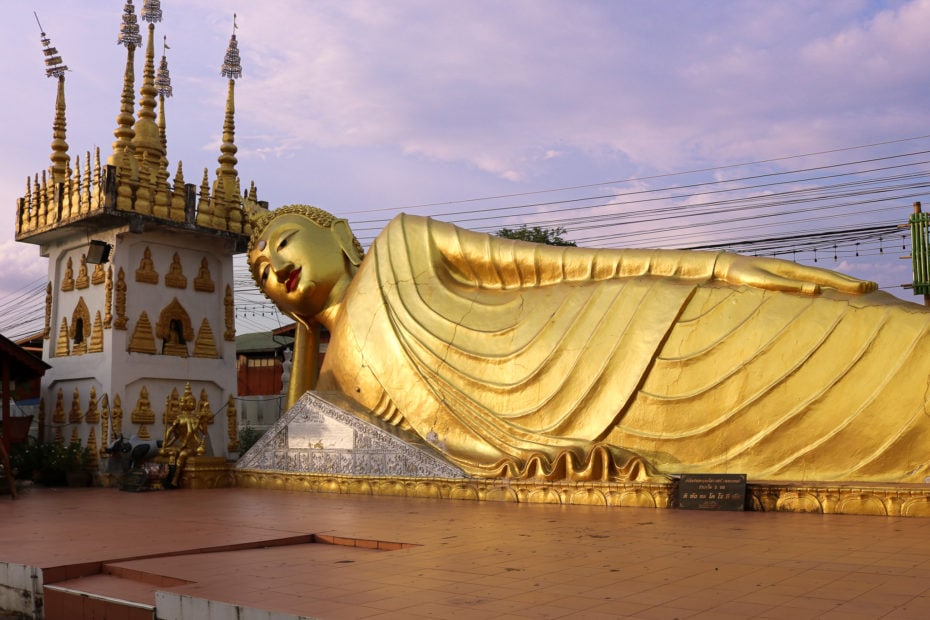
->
[133, 1, 164, 177]
[155, 35, 177, 217]
[205, 15, 245, 232]
[110, 0, 141, 178]
[35, 14, 70, 185]
[15, 2, 260, 243]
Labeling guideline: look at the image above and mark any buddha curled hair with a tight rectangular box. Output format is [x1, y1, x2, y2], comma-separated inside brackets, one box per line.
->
[247, 204, 365, 271]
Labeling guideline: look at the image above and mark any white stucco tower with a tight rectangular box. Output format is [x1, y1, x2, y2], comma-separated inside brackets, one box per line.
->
[14, 2, 262, 471]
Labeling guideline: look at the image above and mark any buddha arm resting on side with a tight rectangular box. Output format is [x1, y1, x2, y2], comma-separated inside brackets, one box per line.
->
[415, 212, 874, 295]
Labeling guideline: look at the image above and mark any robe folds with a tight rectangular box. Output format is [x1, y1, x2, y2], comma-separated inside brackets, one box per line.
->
[317, 214, 930, 483]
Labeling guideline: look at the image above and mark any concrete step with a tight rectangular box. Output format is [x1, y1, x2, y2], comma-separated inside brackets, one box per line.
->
[43, 565, 191, 620]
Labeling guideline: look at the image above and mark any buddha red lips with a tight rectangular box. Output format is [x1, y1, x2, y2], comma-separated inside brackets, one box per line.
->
[285, 267, 301, 293]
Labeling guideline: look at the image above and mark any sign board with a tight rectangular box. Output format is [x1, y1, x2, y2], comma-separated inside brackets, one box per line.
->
[677, 473, 747, 511]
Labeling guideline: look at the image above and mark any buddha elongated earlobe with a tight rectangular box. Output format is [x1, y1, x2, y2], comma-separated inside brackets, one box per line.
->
[333, 219, 363, 266]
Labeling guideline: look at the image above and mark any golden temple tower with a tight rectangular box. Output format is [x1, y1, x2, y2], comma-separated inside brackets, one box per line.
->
[15, 1, 263, 468]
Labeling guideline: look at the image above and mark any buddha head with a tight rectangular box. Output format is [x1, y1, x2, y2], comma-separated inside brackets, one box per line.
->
[247, 205, 364, 321]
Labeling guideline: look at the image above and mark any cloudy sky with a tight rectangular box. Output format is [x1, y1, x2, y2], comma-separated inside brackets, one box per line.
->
[2, 0, 929, 338]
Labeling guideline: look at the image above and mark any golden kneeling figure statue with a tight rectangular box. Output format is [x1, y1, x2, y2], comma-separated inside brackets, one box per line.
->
[247, 204, 930, 484]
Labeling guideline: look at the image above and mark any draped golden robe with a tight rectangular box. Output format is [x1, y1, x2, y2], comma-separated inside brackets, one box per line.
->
[317, 214, 930, 483]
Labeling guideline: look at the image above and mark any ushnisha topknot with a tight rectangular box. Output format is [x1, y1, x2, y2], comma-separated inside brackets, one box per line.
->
[246, 204, 365, 274]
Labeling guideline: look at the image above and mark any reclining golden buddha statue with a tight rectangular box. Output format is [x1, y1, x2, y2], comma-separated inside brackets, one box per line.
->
[248, 204, 930, 484]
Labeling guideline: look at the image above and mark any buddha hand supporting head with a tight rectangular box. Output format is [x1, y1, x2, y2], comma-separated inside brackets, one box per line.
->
[248, 205, 364, 322]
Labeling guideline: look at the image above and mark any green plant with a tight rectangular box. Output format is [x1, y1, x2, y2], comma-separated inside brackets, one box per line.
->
[10, 440, 90, 483]
[238, 425, 264, 455]
[495, 224, 577, 246]
[62, 442, 91, 471]
[9, 438, 41, 480]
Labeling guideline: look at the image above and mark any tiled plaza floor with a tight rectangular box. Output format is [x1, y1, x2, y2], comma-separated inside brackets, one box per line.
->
[4, 485, 930, 618]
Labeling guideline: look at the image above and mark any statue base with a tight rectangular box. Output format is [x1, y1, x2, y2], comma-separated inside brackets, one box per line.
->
[750, 481, 930, 517]
[234, 470, 930, 517]
[151, 455, 235, 490]
[178, 456, 235, 489]
[234, 392, 930, 517]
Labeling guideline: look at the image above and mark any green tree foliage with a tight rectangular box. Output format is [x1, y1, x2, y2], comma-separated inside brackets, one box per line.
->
[238, 424, 264, 455]
[495, 225, 577, 246]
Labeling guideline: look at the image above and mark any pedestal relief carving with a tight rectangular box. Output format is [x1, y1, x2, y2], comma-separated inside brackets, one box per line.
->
[135, 246, 159, 284]
[69, 387, 82, 424]
[104, 266, 113, 328]
[52, 388, 65, 425]
[114, 268, 128, 330]
[100, 393, 110, 454]
[129, 311, 157, 354]
[131, 386, 156, 440]
[70, 297, 91, 355]
[155, 298, 193, 357]
[44, 282, 52, 339]
[76, 255, 89, 289]
[89, 311, 104, 353]
[92, 262, 106, 285]
[55, 318, 70, 357]
[112, 394, 124, 440]
[85, 386, 100, 424]
[193, 318, 218, 358]
[193, 257, 215, 292]
[61, 256, 74, 291]
[165, 252, 187, 289]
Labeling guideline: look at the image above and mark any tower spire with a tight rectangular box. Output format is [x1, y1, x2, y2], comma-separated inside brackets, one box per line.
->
[213, 14, 243, 230]
[155, 35, 173, 148]
[154, 32, 174, 219]
[49, 76, 69, 184]
[109, 0, 142, 169]
[216, 80, 239, 183]
[36, 15, 71, 183]
[132, 1, 164, 169]
[218, 13, 242, 182]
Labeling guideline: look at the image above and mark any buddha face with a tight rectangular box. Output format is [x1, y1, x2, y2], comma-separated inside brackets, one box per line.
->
[249, 213, 352, 320]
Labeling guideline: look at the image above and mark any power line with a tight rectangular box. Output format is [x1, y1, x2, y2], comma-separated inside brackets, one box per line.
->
[343, 134, 930, 214]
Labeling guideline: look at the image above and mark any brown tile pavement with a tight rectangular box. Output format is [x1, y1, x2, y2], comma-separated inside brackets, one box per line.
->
[4, 485, 930, 618]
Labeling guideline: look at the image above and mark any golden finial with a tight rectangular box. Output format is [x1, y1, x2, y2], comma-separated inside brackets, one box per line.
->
[49, 67, 70, 184]
[109, 1, 140, 169]
[212, 15, 243, 228]
[196, 168, 212, 227]
[153, 35, 173, 216]
[216, 78, 239, 185]
[217, 15, 241, 182]
[93, 147, 102, 190]
[132, 5, 163, 171]
[36, 14, 71, 183]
